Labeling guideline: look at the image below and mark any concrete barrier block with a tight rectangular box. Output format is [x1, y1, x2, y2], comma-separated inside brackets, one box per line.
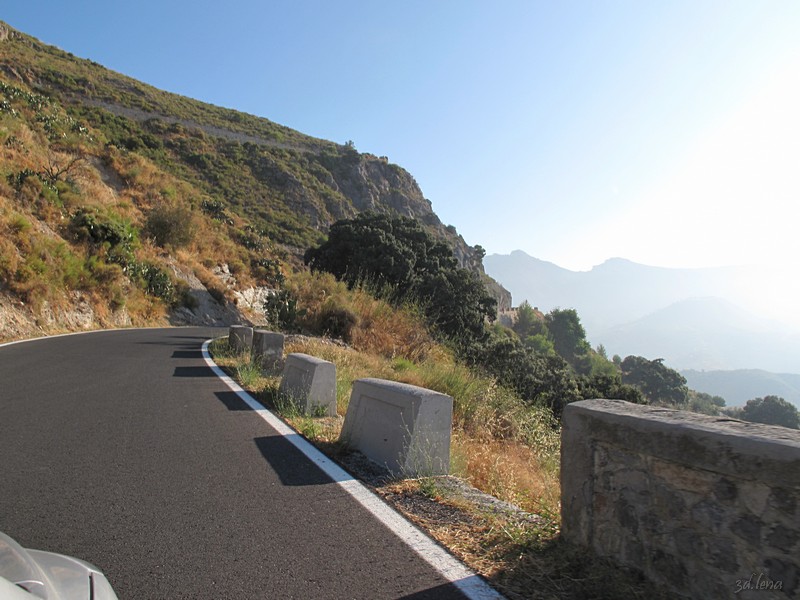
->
[228, 325, 253, 354]
[340, 378, 453, 477]
[278, 353, 337, 417]
[253, 330, 284, 369]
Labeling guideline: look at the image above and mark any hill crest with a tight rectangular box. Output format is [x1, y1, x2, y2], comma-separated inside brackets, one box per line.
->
[0, 22, 509, 340]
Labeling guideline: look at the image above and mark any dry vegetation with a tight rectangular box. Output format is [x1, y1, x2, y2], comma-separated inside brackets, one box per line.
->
[209, 271, 669, 600]
[0, 72, 291, 340]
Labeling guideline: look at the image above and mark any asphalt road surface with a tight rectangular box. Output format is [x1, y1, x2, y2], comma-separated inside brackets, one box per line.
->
[0, 328, 493, 599]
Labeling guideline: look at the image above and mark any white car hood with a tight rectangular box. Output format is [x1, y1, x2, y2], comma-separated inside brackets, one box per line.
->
[0, 531, 118, 600]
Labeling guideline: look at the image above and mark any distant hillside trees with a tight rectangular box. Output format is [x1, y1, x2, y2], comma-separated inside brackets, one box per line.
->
[545, 308, 592, 374]
[687, 390, 726, 415]
[512, 301, 555, 356]
[512, 302, 616, 377]
[736, 395, 800, 429]
[621, 355, 689, 406]
[304, 213, 496, 341]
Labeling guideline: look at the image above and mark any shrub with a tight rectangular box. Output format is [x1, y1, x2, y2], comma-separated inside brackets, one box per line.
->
[263, 289, 304, 330]
[70, 209, 138, 255]
[144, 202, 195, 248]
[317, 304, 358, 342]
[8, 214, 31, 234]
[125, 260, 174, 301]
[173, 280, 198, 310]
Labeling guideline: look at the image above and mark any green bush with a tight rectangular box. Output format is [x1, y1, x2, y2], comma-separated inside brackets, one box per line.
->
[125, 260, 174, 301]
[70, 209, 138, 256]
[263, 289, 304, 331]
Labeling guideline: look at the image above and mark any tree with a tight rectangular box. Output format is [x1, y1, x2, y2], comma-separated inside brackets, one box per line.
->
[545, 308, 591, 373]
[687, 390, 726, 416]
[511, 301, 555, 355]
[578, 373, 645, 405]
[305, 213, 455, 291]
[620, 355, 688, 406]
[461, 328, 581, 416]
[525, 333, 556, 356]
[588, 350, 619, 378]
[304, 213, 496, 343]
[740, 396, 800, 429]
[513, 301, 545, 338]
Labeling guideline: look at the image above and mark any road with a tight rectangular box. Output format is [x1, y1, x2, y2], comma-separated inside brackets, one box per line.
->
[0, 327, 495, 599]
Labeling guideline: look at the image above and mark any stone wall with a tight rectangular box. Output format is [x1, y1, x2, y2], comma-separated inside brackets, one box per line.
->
[561, 399, 800, 599]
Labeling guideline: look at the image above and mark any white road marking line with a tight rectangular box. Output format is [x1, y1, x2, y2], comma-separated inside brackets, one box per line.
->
[202, 339, 505, 600]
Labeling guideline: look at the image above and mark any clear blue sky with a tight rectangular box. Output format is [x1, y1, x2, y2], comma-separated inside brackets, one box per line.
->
[4, 2, 799, 277]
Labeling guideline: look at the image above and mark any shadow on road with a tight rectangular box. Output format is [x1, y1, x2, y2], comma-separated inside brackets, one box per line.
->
[214, 391, 252, 411]
[254, 435, 334, 487]
[171, 349, 204, 359]
[173, 365, 216, 377]
[395, 582, 474, 599]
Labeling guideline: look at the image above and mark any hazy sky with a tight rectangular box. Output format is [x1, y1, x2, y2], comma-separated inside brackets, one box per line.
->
[4, 1, 799, 273]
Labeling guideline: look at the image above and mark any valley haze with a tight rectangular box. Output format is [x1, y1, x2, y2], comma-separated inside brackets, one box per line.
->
[485, 250, 800, 407]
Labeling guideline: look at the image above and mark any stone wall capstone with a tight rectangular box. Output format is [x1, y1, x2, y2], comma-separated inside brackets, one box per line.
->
[561, 399, 800, 599]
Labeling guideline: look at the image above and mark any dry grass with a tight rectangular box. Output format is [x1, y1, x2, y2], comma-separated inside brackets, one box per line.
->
[208, 332, 669, 600]
[210, 334, 560, 513]
[451, 434, 560, 515]
[286, 271, 436, 361]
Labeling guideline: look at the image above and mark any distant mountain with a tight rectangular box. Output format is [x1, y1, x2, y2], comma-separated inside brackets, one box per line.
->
[484, 250, 800, 373]
[599, 297, 800, 371]
[683, 369, 800, 409]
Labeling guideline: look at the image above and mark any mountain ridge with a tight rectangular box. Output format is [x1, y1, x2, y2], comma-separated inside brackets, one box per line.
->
[0, 21, 510, 340]
[682, 369, 800, 409]
[484, 250, 799, 374]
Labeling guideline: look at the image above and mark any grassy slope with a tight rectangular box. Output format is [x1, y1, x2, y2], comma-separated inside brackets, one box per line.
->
[0, 22, 437, 333]
[0, 22, 460, 249]
[0, 21, 503, 339]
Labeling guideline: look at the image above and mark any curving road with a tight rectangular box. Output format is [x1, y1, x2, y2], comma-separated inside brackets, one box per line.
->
[0, 328, 495, 599]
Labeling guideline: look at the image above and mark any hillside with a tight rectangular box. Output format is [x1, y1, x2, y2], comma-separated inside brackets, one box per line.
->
[683, 369, 800, 410]
[484, 250, 799, 373]
[0, 21, 509, 340]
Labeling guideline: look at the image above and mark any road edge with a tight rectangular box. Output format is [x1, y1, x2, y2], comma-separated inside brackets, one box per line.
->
[201, 338, 505, 600]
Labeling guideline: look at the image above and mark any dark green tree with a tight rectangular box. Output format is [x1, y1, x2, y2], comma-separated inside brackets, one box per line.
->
[304, 213, 495, 343]
[740, 395, 799, 429]
[578, 373, 645, 404]
[620, 355, 688, 406]
[461, 328, 581, 416]
[545, 308, 591, 373]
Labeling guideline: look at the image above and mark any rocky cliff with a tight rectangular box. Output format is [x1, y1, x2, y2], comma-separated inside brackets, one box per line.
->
[0, 20, 511, 340]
